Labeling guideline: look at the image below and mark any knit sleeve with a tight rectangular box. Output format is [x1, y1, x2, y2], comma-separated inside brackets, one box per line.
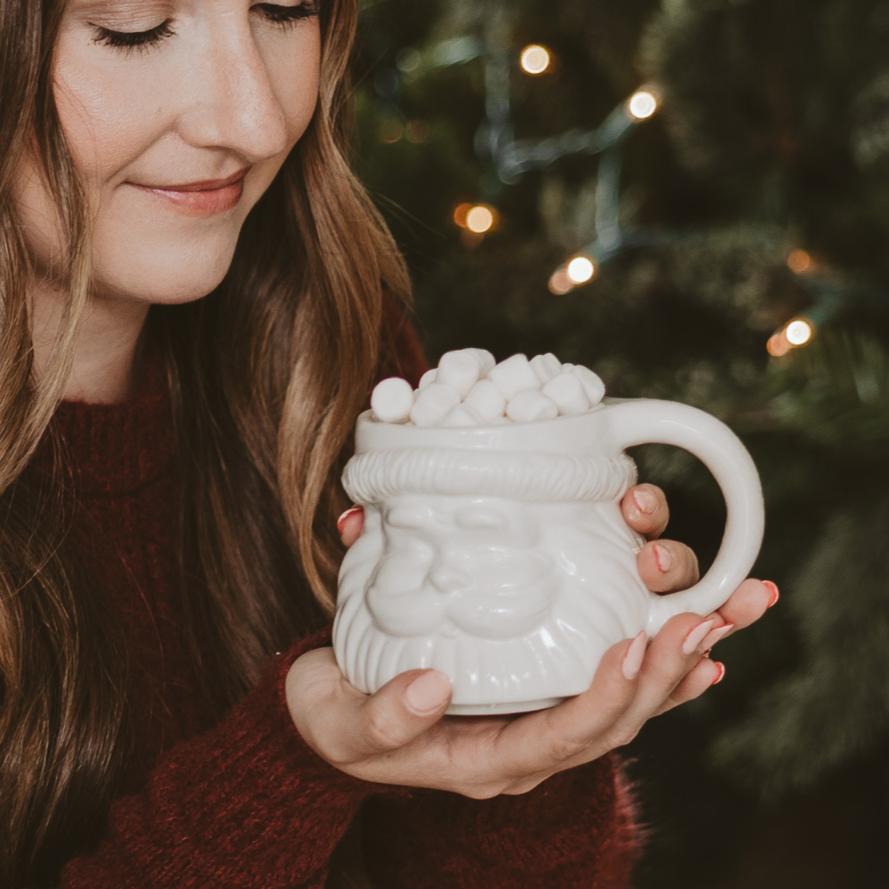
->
[360, 756, 640, 888]
[57, 628, 380, 889]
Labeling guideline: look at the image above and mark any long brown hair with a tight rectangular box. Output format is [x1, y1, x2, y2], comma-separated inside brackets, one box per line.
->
[0, 1, 410, 884]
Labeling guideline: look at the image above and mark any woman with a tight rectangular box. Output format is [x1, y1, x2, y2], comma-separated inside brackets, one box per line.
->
[0, 1, 776, 886]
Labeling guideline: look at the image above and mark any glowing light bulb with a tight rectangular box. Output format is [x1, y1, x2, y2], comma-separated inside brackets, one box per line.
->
[628, 90, 658, 120]
[566, 256, 596, 285]
[466, 205, 496, 234]
[786, 249, 813, 274]
[549, 270, 574, 295]
[767, 333, 791, 357]
[785, 319, 814, 346]
[520, 45, 551, 75]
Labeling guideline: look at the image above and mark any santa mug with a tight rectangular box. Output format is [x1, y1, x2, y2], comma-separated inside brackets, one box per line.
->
[333, 398, 764, 715]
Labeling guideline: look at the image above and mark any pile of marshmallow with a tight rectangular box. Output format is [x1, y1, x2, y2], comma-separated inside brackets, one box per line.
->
[371, 349, 606, 427]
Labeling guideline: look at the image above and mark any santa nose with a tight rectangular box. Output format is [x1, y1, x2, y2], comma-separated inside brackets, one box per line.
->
[428, 567, 472, 595]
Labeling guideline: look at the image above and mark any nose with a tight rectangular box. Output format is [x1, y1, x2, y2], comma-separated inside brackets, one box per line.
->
[177, 19, 291, 163]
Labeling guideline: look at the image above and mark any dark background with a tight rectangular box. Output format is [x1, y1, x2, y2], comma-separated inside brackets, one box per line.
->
[353, 2, 889, 885]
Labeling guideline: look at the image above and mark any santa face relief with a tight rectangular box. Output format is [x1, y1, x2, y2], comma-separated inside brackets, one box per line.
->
[367, 497, 559, 640]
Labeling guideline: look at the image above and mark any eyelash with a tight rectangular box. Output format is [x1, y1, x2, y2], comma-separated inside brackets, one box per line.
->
[91, 3, 318, 53]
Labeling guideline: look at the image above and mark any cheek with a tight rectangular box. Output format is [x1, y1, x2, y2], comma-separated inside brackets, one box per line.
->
[268, 39, 322, 147]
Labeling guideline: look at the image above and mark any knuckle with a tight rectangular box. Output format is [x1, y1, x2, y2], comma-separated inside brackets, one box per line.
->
[548, 734, 589, 763]
[604, 725, 640, 751]
[363, 707, 406, 751]
[459, 783, 504, 801]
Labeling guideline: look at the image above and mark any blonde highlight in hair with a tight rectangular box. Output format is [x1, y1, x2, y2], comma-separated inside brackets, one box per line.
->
[0, 0, 410, 884]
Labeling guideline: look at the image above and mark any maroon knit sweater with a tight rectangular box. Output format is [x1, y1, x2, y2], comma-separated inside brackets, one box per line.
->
[45, 307, 638, 888]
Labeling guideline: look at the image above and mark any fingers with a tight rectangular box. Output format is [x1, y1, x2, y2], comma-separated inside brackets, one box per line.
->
[653, 657, 725, 716]
[337, 506, 365, 548]
[286, 648, 451, 767]
[621, 483, 669, 539]
[637, 539, 700, 593]
[496, 635, 645, 775]
[708, 578, 777, 635]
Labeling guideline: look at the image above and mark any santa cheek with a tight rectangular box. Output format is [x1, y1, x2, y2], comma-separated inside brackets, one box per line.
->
[366, 547, 445, 637]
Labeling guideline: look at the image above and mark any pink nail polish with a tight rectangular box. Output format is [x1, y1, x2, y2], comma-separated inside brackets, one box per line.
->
[682, 618, 717, 656]
[622, 631, 648, 680]
[700, 622, 734, 652]
[763, 580, 780, 608]
[711, 662, 726, 685]
[337, 506, 362, 536]
[653, 543, 673, 574]
[404, 671, 452, 715]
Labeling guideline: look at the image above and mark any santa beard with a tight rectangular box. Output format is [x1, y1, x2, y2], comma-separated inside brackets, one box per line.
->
[333, 499, 651, 714]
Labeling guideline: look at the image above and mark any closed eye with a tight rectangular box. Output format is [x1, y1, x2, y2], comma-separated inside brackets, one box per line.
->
[256, 2, 319, 27]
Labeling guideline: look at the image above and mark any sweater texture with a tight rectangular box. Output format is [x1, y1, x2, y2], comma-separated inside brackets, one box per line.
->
[40, 306, 638, 888]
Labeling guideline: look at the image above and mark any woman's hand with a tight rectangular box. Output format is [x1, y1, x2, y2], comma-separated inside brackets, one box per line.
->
[286, 486, 775, 798]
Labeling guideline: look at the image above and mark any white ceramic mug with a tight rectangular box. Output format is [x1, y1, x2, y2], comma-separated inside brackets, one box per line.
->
[333, 397, 764, 715]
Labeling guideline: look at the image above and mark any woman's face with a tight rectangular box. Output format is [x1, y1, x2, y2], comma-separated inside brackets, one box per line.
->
[16, 0, 321, 305]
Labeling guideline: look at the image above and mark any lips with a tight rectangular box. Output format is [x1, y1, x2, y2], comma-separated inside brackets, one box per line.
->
[128, 167, 249, 216]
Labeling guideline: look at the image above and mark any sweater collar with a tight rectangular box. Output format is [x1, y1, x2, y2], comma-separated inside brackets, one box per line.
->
[50, 349, 176, 496]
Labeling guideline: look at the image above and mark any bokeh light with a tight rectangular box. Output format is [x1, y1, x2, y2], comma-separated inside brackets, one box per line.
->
[785, 319, 814, 346]
[767, 333, 791, 357]
[466, 205, 496, 234]
[548, 270, 574, 295]
[786, 249, 813, 274]
[520, 45, 552, 75]
[566, 256, 596, 285]
[628, 90, 658, 120]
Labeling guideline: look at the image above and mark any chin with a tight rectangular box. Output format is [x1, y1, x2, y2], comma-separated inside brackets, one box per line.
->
[93, 243, 238, 306]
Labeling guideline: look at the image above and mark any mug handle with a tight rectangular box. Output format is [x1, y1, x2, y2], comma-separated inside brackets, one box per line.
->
[605, 399, 765, 636]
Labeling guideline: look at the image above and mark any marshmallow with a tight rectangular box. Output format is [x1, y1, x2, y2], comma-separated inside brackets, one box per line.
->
[463, 379, 507, 423]
[531, 353, 562, 385]
[440, 403, 486, 428]
[437, 350, 483, 398]
[371, 377, 415, 424]
[542, 373, 590, 416]
[409, 383, 462, 427]
[418, 368, 437, 390]
[464, 348, 496, 377]
[506, 389, 559, 423]
[571, 366, 606, 406]
[487, 354, 540, 401]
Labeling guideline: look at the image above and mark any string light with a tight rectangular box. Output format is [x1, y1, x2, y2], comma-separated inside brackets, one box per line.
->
[520, 45, 551, 75]
[566, 256, 596, 285]
[628, 90, 658, 120]
[785, 319, 814, 346]
[465, 205, 496, 234]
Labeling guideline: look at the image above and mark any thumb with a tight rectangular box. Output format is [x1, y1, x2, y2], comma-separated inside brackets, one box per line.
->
[353, 668, 452, 757]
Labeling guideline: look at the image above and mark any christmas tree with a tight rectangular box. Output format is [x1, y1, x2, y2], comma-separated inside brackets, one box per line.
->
[354, 1, 889, 885]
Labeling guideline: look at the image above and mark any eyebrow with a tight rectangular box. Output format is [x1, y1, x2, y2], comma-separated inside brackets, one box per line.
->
[73, 0, 174, 17]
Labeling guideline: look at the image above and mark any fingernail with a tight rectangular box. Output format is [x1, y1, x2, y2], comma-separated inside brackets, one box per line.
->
[622, 631, 648, 681]
[682, 618, 717, 656]
[711, 662, 726, 685]
[763, 580, 780, 609]
[404, 671, 451, 716]
[336, 507, 362, 536]
[653, 543, 673, 574]
[634, 489, 658, 515]
[700, 622, 734, 652]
